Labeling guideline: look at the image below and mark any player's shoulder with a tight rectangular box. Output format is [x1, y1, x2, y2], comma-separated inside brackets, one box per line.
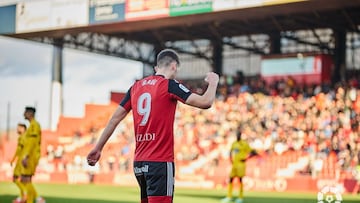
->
[169, 79, 191, 93]
[231, 140, 238, 144]
[18, 134, 25, 140]
[231, 141, 238, 147]
[33, 120, 41, 130]
[243, 140, 250, 147]
[30, 119, 41, 126]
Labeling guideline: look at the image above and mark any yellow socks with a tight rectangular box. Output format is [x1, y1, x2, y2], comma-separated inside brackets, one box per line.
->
[227, 180, 244, 199]
[24, 183, 37, 203]
[238, 182, 243, 199]
[227, 182, 233, 198]
[14, 179, 25, 199]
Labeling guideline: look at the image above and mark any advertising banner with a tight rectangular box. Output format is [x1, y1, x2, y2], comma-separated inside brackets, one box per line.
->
[50, 0, 89, 29]
[16, 0, 88, 33]
[261, 56, 317, 76]
[261, 54, 332, 85]
[213, 0, 307, 11]
[16, 0, 51, 33]
[89, 0, 125, 24]
[213, 0, 264, 11]
[0, 5, 16, 34]
[236, 0, 265, 8]
[263, 0, 307, 6]
[169, 0, 212, 17]
[212, 0, 237, 11]
[125, 0, 169, 21]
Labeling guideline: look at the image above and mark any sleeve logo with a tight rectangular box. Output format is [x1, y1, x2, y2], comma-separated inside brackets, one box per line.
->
[179, 84, 190, 93]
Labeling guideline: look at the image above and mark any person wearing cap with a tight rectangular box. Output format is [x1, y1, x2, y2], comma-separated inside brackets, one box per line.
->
[20, 106, 44, 203]
[87, 48, 219, 203]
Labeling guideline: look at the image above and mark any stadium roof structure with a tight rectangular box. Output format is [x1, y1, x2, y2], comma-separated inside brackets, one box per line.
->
[2, 0, 360, 131]
[8, 0, 360, 41]
[2, 0, 360, 76]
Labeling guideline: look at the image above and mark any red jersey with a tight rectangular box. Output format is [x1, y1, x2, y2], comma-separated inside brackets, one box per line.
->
[120, 75, 192, 162]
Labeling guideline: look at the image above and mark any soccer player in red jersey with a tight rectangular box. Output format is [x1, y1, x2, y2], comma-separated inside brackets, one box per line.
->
[87, 49, 219, 203]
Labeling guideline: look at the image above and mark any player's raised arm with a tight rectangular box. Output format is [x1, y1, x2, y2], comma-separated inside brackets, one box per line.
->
[87, 105, 129, 166]
[185, 72, 219, 109]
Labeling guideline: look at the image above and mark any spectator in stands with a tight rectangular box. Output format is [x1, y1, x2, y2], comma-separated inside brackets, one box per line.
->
[311, 153, 324, 179]
[11, 123, 27, 203]
[87, 49, 219, 203]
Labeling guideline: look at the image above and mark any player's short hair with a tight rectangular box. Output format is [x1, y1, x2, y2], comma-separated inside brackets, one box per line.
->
[25, 106, 36, 114]
[156, 49, 180, 67]
[17, 123, 27, 129]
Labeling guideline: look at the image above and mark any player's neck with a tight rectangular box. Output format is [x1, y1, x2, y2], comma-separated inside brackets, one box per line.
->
[155, 72, 172, 79]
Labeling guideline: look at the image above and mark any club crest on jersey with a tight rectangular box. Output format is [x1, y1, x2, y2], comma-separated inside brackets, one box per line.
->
[179, 84, 190, 93]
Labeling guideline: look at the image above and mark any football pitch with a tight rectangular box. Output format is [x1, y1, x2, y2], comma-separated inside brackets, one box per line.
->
[1, 181, 359, 203]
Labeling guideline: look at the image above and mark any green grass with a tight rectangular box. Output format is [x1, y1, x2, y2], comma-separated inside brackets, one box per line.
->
[1, 181, 359, 203]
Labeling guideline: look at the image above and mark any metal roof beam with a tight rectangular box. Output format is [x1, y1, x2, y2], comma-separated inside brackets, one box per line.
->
[341, 9, 360, 32]
[281, 33, 333, 52]
[223, 38, 265, 55]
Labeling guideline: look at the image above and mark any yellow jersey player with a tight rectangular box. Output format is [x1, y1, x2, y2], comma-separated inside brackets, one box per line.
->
[11, 123, 27, 203]
[352, 147, 360, 195]
[222, 129, 253, 203]
[20, 106, 44, 203]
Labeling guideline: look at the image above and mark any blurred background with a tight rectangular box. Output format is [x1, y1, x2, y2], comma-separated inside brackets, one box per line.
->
[1, 0, 360, 197]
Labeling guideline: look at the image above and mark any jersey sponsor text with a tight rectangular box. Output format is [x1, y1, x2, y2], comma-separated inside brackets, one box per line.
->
[136, 133, 156, 142]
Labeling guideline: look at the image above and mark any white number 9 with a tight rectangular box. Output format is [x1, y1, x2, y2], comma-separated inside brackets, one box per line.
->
[137, 93, 151, 126]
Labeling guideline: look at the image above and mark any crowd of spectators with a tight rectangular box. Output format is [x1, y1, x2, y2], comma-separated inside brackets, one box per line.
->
[6, 73, 360, 185]
[177, 73, 360, 179]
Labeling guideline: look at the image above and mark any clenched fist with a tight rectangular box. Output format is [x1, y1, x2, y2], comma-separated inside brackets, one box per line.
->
[204, 72, 219, 85]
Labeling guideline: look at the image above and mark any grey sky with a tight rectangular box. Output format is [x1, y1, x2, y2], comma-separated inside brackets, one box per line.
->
[0, 37, 51, 76]
[0, 35, 142, 131]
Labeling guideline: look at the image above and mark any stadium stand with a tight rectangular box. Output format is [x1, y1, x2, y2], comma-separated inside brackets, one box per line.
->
[1, 75, 360, 193]
[1, 0, 360, 196]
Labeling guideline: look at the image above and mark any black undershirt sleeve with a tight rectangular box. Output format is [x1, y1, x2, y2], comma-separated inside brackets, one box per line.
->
[168, 79, 192, 102]
[120, 87, 132, 108]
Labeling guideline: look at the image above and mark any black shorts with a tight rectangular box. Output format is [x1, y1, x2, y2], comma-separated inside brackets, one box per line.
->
[133, 161, 175, 200]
